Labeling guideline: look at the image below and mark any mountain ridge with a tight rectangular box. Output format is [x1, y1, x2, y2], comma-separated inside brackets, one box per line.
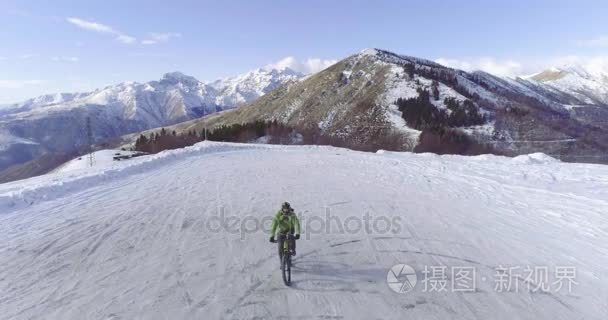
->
[147, 48, 608, 163]
[3, 48, 608, 183]
[0, 67, 304, 178]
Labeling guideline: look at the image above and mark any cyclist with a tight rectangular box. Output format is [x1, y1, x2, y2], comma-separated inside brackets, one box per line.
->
[269, 202, 301, 257]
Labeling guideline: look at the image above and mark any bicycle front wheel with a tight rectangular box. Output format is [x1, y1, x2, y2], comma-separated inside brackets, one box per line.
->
[281, 254, 291, 286]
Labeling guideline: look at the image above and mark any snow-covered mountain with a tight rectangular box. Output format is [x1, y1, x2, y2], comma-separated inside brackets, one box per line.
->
[1, 68, 303, 123]
[161, 49, 608, 163]
[0, 67, 303, 174]
[4, 48, 608, 183]
[0, 92, 89, 115]
[1, 142, 607, 319]
[525, 65, 608, 106]
[211, 67, 304, 106]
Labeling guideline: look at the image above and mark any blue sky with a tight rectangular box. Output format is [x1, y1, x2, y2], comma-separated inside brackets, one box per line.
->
[1, 0, 607, 103]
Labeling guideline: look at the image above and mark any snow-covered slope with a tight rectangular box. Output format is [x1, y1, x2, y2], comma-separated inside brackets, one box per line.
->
[51, 149, 144, 174]
[1, 142, 607, 319]
[526, 64, 608, 106]
[0, 92, 89, 116]
[211, 68, 304, 107]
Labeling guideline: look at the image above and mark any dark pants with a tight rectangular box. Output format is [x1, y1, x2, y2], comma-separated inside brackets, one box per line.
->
[277, 232, 296, 258]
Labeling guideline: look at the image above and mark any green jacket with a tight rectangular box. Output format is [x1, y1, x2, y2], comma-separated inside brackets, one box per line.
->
[270, 210, 301, 236]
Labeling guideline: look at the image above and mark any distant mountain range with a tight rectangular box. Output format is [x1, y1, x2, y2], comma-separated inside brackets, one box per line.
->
[158, 49, 608, 162]
[0, 67, 303, 178]
[1, 48, 608, 183]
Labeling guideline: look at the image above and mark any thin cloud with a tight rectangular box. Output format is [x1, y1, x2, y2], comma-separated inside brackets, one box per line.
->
[548, 55, 608, 77]
[116, 34, 136, 44]
[434, 58, 473, 71]
[0, 80, 44, 89]
[66, 17, 136, 44]
[19, 54, 38, 60]
[579, 35, 608, 48]
[52, 56, 79, 63]
[435, 56, 608, 78]
[141, 32, 182, 45]
[127, 52, 171, 58]
[7, 9, 32, 18]
[66, 17, 113, 33]
[436, 57, 523, 77]
[266, 56, 337, 74]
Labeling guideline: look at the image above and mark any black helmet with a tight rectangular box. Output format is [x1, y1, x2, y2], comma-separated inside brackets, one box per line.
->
[281, 202, 292, 214]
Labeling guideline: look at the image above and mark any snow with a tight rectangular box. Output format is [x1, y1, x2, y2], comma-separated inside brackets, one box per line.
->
[511, 153, 559, 165]
[455, 74, 501, 104]
[359, 48, 379, 56]
[378, 65, 470, 139]
[211, 68, 303, 107]
[527, 65, 608, 106]
[0, 142, 607, 319]
[251, 133, 302, 145]
[563, 104, 587, 111]
[52, 149, 144, 174]
[318, 108, 338, 131]
[379, 65, 421, 133]
[0, 130, 39, 151]
[475, 72, 560, 108]
[253, 135, 271, 144]
[341, 70, 352, 81]
[546, 73, 605, 104]
[359, 48, 443, 70]
[459, 121, 496, 137]
[382, 66, 420, 103]
[278, 98, 302, 122]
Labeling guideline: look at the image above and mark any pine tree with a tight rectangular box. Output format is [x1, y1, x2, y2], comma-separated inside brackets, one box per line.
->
[431, 80, 440, 100]
[404, 64, 415, 79]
